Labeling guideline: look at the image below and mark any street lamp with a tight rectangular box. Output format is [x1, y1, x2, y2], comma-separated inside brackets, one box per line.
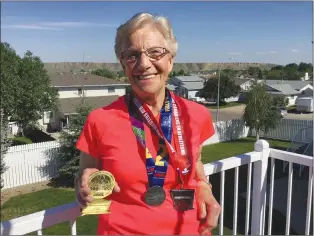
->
[216, 57, 235, 122]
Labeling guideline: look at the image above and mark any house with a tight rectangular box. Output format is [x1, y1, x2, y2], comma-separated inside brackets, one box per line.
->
[265, 83, 300, 106]
[167, 75, 205, 102]
[38, 72, 129, 132]
[227, 78, 256, 102]
[260, 80, 313, 106]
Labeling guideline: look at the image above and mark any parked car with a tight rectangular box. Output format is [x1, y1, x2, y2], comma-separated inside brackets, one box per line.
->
[295, 97, 313, 113]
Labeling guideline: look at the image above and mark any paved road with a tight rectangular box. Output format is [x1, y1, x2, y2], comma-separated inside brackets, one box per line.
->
[208, 105, 313, 122]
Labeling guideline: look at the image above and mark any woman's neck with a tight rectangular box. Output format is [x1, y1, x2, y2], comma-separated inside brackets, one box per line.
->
[136, 89, 166, 116]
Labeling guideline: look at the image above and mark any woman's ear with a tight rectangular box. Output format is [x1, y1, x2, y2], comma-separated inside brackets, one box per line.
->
[168, 56, 174, 74]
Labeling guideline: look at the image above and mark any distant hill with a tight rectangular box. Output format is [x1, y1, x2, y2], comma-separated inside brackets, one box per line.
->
[44, 62, 278, 73]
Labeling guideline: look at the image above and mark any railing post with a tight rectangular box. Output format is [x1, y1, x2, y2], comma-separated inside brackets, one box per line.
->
[251, 139, 270, 235]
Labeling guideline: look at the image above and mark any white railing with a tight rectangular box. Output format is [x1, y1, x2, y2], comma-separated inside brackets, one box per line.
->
[1, 140, 313, 235]
[3, 119, 312, 189]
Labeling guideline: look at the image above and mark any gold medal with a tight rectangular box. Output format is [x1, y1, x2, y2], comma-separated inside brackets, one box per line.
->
[81, 171, 116, 216]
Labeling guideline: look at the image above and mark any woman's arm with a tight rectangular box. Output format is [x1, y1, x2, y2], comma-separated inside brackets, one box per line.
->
[195, 146, 211, 187]
[74, 151, 101, 188]
[74, 152, 101, 208]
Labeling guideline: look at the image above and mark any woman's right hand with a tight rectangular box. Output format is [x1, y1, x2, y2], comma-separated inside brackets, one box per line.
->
[76, 168, 121, 209]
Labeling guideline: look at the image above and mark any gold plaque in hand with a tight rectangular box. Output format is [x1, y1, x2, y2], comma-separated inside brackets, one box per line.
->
[81, 171, 115, 216]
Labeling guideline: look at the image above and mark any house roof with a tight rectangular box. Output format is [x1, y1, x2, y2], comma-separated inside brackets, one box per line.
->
[49, 72, 128, 87]
[264, 80, 312, 91]
[166, 84, 177, 91]
[58, 95, 119, 114]
[180, 81, 204, 91]
[173, 75, 204, 82]
[267, 83, 300, 95]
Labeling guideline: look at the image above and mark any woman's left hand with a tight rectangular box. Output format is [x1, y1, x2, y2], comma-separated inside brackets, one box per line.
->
[196, 180, 221, 235]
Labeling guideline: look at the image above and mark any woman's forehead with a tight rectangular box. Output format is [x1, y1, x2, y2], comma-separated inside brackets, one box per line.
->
[123, 27, 167, 51]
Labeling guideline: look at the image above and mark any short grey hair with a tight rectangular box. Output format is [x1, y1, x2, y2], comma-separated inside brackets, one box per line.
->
[114, 12, 178, 59]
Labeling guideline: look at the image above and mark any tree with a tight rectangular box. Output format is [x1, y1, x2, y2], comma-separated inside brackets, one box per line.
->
[92, 68, 116, 79]
[200, 74, 241, 105]
[1, 42, 59, 133]
[0, 42, 21, 120]
[56, 101, 92, 186]
[272, 95, 289, 107]
[14, 51, 59, 132]
[0, 117, 11, 189]
[242, 83, 282, 140]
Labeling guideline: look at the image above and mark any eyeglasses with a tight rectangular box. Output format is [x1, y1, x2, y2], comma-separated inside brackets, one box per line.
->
[121, 47, 169, 63]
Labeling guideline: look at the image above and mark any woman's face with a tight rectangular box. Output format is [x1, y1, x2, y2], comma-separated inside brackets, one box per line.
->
[120, 25, 174, 99]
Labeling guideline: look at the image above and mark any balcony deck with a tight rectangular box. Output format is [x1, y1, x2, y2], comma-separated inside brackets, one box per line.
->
[1, 140, 313, 235]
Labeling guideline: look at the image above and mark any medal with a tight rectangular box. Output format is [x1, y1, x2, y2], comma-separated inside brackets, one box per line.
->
[144, 186, 166, 206]
[127, 90, 193, 209]
[81, 171, 116, 216]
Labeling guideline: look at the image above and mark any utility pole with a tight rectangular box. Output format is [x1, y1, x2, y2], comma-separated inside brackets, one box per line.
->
[216, 57, 235, 122]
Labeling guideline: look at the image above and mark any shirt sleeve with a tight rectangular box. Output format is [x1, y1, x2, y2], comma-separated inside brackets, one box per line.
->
[76, 112, 101, 159]
[199, 107, 215, 145]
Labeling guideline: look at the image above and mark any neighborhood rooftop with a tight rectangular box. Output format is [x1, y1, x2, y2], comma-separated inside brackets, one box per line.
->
[58, 96, 119, 114]
[172, 75, 204, 82]
[264, 80, 313, 91]
[48, 72, 128, 87]
[267, 83, 300, 95]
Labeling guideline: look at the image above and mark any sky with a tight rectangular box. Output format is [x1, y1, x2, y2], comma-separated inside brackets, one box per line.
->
[1, 1, 313, 65]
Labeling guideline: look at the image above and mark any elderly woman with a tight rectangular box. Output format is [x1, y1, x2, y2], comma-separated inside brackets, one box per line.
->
[75, 12, 220, 235]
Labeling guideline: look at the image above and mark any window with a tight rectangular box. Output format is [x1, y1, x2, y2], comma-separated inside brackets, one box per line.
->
[78, 89, 82, 95]
[108, 87, 115, 93]
[43, 111, 54, 124]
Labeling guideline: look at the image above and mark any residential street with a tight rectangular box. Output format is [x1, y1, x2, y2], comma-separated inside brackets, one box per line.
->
[207, 105, 313, 122]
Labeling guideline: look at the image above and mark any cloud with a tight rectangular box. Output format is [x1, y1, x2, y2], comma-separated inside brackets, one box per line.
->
[227, 52, 241, 55]
[256, 52, 266, 55]
[268, 50, 277, 54]
[1, 24, 63, 31]
[41, 21, 118, 28]
[1, 21, 118, 31]
[291, 49, 298, 53]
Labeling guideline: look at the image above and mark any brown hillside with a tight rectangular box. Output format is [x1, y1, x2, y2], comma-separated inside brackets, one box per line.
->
[44, 62, 277, 73]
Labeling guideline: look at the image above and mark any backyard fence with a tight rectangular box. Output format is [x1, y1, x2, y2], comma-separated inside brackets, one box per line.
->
[2, 141, 60, 190]
[2, 118, 312, 190]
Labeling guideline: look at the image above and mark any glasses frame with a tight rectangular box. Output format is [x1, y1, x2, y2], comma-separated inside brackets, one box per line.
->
[120, 47, 170, 63]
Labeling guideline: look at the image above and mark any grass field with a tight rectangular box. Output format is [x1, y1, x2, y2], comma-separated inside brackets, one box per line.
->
[1, 137, 291, 235]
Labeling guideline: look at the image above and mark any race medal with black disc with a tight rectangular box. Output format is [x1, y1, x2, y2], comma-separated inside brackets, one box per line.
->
[129, 92, 174, 207]
[144, 185, 166, 206]
[81, 171, 115, 216]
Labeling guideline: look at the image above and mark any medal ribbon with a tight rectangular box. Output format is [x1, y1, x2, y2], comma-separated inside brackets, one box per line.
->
[130, 90, 191, 188]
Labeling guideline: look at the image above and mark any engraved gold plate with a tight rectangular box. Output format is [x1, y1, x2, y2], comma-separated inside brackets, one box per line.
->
[81, 171, 115, 216]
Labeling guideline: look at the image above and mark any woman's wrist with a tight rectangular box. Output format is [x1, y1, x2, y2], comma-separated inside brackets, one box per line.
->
[196, 178, 212, 189]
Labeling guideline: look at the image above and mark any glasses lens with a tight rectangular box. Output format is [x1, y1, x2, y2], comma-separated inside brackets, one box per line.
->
[146, 47, 166, 60]
[122, 47, 168, 62]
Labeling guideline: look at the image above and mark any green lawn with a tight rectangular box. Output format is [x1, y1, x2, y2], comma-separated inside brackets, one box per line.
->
[1, 137, 291, 235]
[10, 136, 33, 146]
[201, 137, 290, 163]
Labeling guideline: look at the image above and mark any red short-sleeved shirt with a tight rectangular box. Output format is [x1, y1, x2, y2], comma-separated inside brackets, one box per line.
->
[76, 93, 215, 235]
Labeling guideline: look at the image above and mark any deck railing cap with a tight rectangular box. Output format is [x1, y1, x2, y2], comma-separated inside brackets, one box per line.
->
[254, 139, 270, 152]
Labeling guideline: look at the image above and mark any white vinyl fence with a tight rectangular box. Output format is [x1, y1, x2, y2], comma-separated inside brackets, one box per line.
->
[2, 141, 60, 190]
[250, 119, 313, 142]
[2, 119, 312, 190]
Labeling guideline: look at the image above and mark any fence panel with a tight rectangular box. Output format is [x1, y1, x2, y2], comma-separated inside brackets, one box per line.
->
[250, 119, 313, 142]
[2, 141, 60, 190]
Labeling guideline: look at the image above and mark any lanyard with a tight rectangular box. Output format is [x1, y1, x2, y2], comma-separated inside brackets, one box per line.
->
[129, 90, 191, 188]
